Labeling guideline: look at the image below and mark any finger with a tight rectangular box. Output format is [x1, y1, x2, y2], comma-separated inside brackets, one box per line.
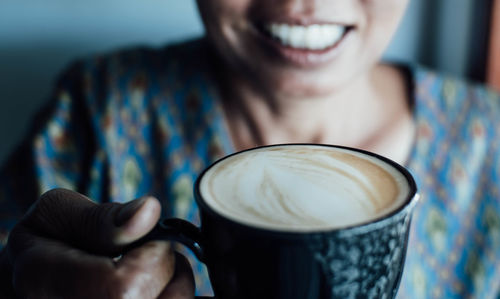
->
[15, 188, 161, 256]
[114, 241, 175, 299]
[11, 233, 175, 299]
[113, 195, 162, 246]
[158, 252, 195, 299]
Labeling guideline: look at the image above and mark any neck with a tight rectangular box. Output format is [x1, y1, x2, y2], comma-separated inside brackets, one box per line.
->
[209, 51, 413, 163]
[222, 72, 385, 143]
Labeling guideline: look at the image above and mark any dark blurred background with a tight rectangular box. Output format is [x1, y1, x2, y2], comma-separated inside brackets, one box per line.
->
[0, 0, 495, 164]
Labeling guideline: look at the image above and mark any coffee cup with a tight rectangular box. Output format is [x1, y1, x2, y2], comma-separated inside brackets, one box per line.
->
[133, 144, 419, 298]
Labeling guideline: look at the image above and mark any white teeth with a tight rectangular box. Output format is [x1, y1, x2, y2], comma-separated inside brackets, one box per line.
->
[267, 23, 345, 50]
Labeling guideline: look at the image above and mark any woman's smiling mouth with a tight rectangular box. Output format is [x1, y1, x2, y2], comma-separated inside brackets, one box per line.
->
[265, 23, 350, 50]
[254, 21, 356, 67]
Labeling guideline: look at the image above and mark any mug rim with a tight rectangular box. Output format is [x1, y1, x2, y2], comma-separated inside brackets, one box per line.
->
[194, 143, 418, 238]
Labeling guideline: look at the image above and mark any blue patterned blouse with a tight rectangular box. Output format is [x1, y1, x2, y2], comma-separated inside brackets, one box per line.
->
[1, 39, 499, 298]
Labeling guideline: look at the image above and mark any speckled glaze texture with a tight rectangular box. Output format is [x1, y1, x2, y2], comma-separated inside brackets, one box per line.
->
[308, 213, 412, 299]
[195, 203, 414, 299]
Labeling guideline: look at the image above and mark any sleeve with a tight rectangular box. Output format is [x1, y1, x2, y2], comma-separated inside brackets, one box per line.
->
[0, 61, 99, 248]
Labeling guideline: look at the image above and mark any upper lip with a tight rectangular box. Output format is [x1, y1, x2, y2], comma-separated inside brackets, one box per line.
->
[254, 16, 356, 27]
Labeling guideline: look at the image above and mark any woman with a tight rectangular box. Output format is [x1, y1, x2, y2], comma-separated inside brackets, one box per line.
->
[1, 0, 499, 297]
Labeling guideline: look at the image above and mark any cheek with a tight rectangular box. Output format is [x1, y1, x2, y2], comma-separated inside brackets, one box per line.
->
[198, 0, 251, 25]
[199, 0, 252, 47]
[364, 0, 409, 30]
[361, 1, 409, 54]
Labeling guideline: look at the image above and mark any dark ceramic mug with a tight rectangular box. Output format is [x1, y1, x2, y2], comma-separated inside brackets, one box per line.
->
[132, 144, 419, 299]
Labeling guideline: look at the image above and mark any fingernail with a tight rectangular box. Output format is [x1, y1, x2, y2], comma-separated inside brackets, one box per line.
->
[114, 197, 149, 226]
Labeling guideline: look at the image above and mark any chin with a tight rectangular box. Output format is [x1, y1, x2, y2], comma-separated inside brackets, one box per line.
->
[261, 69, 355, 99]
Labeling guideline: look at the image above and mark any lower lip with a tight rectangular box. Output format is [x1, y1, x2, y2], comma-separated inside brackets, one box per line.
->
[256, 27, 354, 68]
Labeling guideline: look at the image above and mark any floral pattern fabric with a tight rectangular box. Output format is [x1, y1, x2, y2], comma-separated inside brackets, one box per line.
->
[1, 39, 499, 297]
[400, 71, 500, 298]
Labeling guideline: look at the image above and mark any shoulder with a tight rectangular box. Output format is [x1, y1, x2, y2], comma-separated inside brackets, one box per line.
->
[410, 65, 500, 136]
[409, 65, 500, 184]
[52, 38, 213, 113]
[80, 38, 208, 77]
[63, 38, 209, 88]
[411, 66, 500, 120]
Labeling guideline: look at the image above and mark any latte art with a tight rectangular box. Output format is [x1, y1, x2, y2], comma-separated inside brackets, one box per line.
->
[200, 145, 410, 231]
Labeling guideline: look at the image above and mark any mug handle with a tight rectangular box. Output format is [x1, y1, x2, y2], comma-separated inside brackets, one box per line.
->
[124, 218, 214, 298]
[125, 218, 205, 262]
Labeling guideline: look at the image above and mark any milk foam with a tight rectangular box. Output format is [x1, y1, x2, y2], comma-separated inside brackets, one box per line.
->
[200, 145, 410, 231]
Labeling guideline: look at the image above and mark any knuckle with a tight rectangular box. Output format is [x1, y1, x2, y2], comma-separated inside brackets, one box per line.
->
[39, 188, 66, 201]
[26, 189, 68, 222]
[21, 191, 69, 235]
[38, 188, 73, 209]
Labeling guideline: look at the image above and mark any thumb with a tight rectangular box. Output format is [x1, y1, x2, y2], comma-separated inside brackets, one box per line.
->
[113, 194, 162, 245]
[19, 188, 161, 256]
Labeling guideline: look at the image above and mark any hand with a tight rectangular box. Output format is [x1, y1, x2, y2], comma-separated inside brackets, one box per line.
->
[0, 188, 195, 299]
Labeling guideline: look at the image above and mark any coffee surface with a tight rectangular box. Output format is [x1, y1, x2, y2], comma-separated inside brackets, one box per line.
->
[200, 145, 410, 231]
